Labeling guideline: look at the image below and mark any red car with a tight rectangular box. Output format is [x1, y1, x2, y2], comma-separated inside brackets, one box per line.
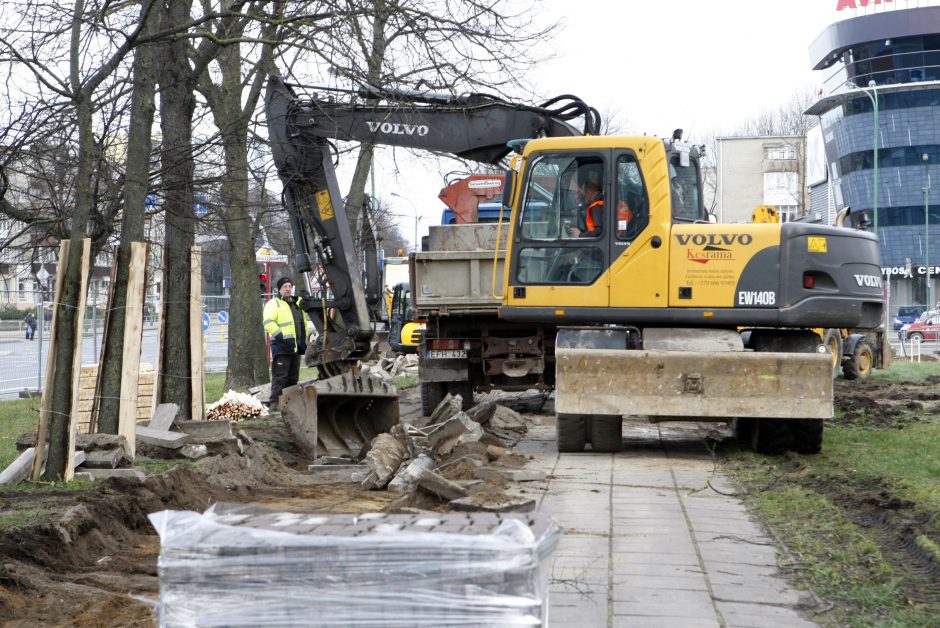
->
[902, 312, 940, 342]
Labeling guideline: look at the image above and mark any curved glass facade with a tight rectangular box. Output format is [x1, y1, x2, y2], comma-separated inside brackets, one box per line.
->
[811, 9, 940, 307]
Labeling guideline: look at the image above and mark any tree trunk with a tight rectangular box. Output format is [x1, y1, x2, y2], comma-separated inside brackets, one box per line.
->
[157, 0, 196, 420]
[44, 1, 94, 480]
[97, 4, 160, 434]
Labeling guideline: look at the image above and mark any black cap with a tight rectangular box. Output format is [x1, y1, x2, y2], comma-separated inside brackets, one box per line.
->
[276, 277, 293, 290]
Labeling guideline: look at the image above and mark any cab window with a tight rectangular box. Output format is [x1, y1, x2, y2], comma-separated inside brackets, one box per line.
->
[515, 153, 605, 284]
[670, 156, 702, 222]
[615, 154, 649, 240]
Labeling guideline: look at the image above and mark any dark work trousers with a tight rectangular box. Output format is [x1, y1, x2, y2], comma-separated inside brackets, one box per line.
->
[270, 353, 301, 408]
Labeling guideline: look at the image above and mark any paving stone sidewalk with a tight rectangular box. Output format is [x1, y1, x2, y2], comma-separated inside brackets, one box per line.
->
[513, 420, 824, 628]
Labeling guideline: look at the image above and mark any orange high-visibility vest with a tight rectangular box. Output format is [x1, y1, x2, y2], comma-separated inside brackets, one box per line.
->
[585, 199, 604, 233]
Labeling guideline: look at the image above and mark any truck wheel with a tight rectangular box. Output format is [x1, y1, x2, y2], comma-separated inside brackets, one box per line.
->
[589, 415, 622, 452]
[448, 381, 474, 410]
[750, 419, 791, 455]
[842, 340, 874, 381]
[731, 418, 755, 442]
[420, 382, 447, 417]
[821, 329, 843, 379]
[556, 414, 586, 452]
[790, 419, 823, 454]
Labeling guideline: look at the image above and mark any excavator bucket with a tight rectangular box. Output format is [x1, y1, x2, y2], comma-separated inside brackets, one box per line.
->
[279, 371, 400, 460]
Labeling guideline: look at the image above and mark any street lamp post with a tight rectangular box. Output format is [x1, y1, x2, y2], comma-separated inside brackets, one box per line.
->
[925, 153, 932, 309]
[391, 192, 422, 253]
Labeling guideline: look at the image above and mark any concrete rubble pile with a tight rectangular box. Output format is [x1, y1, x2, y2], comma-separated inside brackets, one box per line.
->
[149, 503, 560, 627]
[310, 391, 543, 513]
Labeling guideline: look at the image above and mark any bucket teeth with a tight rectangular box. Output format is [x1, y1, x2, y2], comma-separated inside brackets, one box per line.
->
[279, 371, 400, 460]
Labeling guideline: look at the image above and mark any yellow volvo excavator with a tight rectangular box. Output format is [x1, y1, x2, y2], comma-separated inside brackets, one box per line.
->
[266, 77, 883, 458]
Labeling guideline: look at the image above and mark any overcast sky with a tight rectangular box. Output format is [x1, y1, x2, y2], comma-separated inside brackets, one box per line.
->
[350, 0, 940, 249]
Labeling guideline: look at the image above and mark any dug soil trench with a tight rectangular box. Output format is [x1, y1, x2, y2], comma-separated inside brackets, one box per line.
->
[0, 379, 937, 626]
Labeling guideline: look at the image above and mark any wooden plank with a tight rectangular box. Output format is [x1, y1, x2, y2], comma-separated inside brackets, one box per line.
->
[31, 240, 69, 480]
[118, 242, 147, 460]
[190, 246, 205, 421]
[64, 238, 92, 481]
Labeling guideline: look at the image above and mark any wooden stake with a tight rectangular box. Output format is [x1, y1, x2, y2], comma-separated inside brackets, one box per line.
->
[31, 241, 69, 480]
[64, 238, 92, 481]
[190, 245, 205, 421]
[118, 242, 148, 459]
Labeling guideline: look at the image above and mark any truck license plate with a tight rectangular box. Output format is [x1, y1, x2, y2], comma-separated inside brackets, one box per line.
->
[428, 349, 467, 359]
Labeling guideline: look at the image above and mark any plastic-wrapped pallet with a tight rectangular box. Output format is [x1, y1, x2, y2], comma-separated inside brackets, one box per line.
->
[149, 503, 560, 627]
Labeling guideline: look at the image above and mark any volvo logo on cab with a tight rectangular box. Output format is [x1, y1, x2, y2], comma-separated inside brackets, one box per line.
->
[676, 233, 753, 246]
[365, 121, 429, 136]
[854, 274, 882, 288]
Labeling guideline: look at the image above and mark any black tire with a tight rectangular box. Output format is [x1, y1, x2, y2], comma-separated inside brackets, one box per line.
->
[750, 419, 792, 455]
[589, 415, 622, 452]
[790, 419, 824, 454]
[448, 380, 474, 410]
[842, 340, 874, 380]
[909, 331, 925, 342]
[821, 329, 843, 379]
[556, 413, 586, 453]
[420, 381, 447, 417]
[731, 418, 755, 442]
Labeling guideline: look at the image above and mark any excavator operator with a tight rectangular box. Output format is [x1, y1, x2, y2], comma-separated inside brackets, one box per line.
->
[567, 177, 604, 238]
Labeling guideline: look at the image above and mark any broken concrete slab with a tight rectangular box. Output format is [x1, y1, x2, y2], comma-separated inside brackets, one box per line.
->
[148, 403, 179, 431]
[466, 401, 497, 425]
[449, 495, 536, 513]
[426, 412, 483, 455]
[136, 425, 190, 450]
[0, 447, 36, 484]
[176, 420, 234, 442]
[72, 472, 95, 482]
[17, 432, 129, 458]
[363, 433, 408, 489]
[306, 464, 363, 484]
[416, 469, 469, 501]
[310, 456, 356, 466]
[247, 382, 272, 404]
[81, 449, 123, 469]
[486, 445, 510, 460]
[81, 467, 147, 481]
[415, 393, 461, 429]
[387, 454, 436, 495]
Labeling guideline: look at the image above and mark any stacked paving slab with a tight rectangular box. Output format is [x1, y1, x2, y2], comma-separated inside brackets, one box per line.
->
[150, 505, 560, 626]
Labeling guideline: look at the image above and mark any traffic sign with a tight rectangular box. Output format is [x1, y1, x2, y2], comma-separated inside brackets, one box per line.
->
[217, 310, 228, 324]
[202, 312, 211, 332]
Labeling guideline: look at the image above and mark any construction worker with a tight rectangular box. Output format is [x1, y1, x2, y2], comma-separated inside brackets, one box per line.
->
[263, 277, 311, 410]
[567, 178, 604, 237]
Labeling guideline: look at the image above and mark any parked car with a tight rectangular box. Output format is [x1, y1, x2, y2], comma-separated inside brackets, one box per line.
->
[894, 305, 924, 331]
[900, 311, 940, 342]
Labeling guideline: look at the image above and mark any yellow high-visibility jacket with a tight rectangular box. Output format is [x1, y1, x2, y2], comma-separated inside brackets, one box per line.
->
[263, 296, 312, 356]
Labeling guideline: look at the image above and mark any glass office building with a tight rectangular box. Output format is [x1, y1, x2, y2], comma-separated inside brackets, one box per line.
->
[807, 6, 940, 308]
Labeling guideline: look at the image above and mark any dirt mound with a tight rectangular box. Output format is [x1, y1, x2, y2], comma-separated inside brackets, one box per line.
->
[0, 440, 338, 626]
[833, 379, 940, 429]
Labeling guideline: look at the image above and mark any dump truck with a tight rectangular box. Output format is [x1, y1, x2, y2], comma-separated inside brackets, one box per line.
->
[267, 77, 882, 457]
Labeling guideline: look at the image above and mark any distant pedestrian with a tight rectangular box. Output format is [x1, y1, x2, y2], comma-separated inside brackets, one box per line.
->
[23, 312, 35, 340]
[262, 277, 312, 410]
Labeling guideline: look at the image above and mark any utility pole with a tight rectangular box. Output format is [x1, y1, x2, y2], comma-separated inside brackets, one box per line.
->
[925, 153, 932, 309]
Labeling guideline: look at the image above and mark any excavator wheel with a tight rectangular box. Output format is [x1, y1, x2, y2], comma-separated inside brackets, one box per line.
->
[556, 413, 586, 452]
[790, 419, 824, 454]
[821, 329, 844, 380]
[843, 340, 874, 380]
[750, 419, 792, 455]
[589, 415, 623, 452]
[420, 382, 447, 417]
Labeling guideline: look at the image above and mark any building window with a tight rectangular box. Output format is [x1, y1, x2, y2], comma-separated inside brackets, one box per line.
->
[764, 172, 799, 207]
[765, 145, 796, 160]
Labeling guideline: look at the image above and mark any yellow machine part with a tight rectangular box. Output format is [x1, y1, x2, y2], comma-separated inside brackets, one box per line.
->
[752, 205, 780, 223]
[400, 321, 425, 347]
